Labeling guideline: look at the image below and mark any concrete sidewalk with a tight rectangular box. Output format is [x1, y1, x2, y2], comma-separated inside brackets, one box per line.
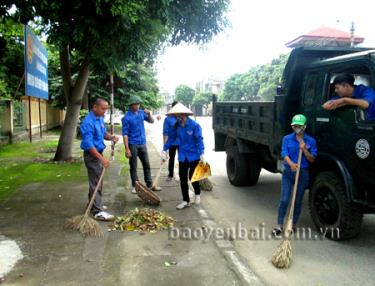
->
[0, 140, 261, 285]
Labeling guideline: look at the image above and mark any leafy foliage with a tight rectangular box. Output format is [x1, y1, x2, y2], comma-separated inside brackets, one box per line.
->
[193, 92, 212, 106]
[84, 63, 162, 112]
[115, 63, 162, 111]
[0, 17, 24, 99]
[111, 208, 175, 233]
[3, 1, 230, 160]
[175, 84, 195, 106]
[220, 53, 289, 101]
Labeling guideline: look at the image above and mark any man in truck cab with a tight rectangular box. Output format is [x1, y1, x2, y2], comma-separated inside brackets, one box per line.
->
[322, 73, 375, 120]
[272, 114, 318, 236]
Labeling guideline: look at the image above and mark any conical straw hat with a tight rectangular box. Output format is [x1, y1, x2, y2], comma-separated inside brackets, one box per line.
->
[166, 102, 193, 115]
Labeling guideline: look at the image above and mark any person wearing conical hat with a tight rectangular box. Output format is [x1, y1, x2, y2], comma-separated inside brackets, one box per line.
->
[272, 114, 317, 236]
[161, 103, 206, 209]
[122, 95, 162, 193]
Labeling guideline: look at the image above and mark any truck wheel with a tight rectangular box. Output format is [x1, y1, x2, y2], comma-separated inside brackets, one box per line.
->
[226, 147, 248, 186]
[246, 155, 260, 186]
[309, 171, 363, 240]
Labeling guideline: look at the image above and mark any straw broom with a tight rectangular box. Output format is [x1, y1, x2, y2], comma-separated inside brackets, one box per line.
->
[65, 166, 107, 237]
[65, 134, 115, 237]
[271, 148, 303, 269]
[151, 160, 166, 190]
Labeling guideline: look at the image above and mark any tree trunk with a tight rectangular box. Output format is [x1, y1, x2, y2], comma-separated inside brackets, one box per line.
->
[54, 60, 90, 161]
[82, 85, 89, 109]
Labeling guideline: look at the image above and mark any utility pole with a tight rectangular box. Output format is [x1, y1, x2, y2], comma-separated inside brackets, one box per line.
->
[350, 21, 355, 48]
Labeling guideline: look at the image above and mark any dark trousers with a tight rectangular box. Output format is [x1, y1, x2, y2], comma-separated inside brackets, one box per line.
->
[84, 151, 104, 215]
[129, 144, 152, 187]
[277, 168, 310, 226]
[179, 159, 200, 203]
[168, 145, 178, 177]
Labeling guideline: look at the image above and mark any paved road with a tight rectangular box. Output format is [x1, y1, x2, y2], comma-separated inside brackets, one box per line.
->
[148, 115, 375, 286]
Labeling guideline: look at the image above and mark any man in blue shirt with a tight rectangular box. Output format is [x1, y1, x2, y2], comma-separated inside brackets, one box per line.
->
[122, 96, 161, 193]
[80, 98, 119, 221]
[323, 73, 375, 120]
[163, 101, 179, 181]
[272, 114, 317, 236]
[161, 103, 205, 209]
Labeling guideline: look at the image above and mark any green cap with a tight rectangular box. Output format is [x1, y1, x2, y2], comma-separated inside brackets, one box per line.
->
[291, 114, 307, 126]
[128, 95, 141, 105]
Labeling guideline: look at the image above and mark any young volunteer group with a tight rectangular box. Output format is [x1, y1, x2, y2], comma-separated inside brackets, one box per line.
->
[79, 73, 375, 236]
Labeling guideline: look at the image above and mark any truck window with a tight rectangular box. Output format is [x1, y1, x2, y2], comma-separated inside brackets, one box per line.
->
[327, 67, 375, 122]
[327, 67, 373, 100]
[303, 73, 319, 106]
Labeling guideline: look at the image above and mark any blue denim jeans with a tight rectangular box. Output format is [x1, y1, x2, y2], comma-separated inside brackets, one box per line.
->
[277, 168, 309, 226]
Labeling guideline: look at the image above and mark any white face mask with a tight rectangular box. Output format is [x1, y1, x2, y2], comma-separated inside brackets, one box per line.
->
[293, 126, 306, 134]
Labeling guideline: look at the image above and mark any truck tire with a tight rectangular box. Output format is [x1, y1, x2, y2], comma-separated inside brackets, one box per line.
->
[226, 147, 248, 186]
[309, 171, 363, 240]
[246, 155, 261, 186]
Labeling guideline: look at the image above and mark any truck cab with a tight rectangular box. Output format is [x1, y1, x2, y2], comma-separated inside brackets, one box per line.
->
[299, 51, 375, 239]
[213, 47, 375, 240]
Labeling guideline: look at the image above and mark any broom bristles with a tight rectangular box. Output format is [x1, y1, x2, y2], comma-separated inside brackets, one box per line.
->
[65, 215, 103, 238]
[271, 239, 293, 269]
[199, 178, 213, 191]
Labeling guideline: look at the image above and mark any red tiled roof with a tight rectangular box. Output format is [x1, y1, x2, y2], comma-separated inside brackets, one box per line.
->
[286, 26, 364, 47]
[305, 26, 363, 40]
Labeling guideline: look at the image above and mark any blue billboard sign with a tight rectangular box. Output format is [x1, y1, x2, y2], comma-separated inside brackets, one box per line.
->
[24, 25, 48, 100]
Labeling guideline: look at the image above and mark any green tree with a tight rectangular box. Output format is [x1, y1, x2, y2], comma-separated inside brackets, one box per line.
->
[110, 63, 162, 112]
[0, 17, 24, 99]
[193, 92, 212, 113]
[175, 85, 195, 106]
[220, 73, 246, 101]
[5, 0, 229, 161]
[221, 53, 289, 101]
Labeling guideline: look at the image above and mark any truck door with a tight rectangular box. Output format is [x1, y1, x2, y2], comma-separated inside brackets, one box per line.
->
[321, 69, 375, 192]
[350, 111, 375, 189]
[301, 72, 324, 134]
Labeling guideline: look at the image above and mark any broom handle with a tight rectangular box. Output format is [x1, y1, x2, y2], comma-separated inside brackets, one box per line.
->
[84, 166, 107, 217]
[84, 145, 115, 217]
[151, 160, 166, 188]
[286, 147, 303, 223]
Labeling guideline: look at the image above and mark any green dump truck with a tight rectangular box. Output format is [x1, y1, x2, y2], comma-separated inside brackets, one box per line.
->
[213, 47, 375, 240]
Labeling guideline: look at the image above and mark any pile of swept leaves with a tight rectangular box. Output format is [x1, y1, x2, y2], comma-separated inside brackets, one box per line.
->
[111, 208, 175, 233]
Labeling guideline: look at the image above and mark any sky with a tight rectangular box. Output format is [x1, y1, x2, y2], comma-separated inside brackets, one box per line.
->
[156, 0, 375, 94]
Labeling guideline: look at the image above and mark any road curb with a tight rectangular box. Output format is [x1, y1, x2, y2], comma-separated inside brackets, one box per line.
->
[195, 205, 264, 286]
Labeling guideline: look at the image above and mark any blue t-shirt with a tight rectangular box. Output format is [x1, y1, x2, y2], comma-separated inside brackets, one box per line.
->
[281, 132, 317, 170]
[163, 116, 179, 146]
[163, 117, 204, 162]
[331, 84, 375, 120]
[80, 111, 107, 152]
[122, 109, 150, 145]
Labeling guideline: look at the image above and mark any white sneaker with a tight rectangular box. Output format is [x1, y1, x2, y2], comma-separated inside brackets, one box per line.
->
[176, 201, 190, 210]
[131, 187, 137, 194]
[94, 211, 114, 221]
[151, 186, 162, 192]
[194, 195, 201, 205]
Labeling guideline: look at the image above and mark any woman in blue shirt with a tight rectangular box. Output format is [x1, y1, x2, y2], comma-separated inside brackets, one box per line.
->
[272, 114, 318, 236]
[163, 101, 179, 180]
[162, 103, 205, 209]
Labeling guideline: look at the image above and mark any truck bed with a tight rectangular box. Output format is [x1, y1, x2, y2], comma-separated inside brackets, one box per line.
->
[213, 100, 275, 148]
